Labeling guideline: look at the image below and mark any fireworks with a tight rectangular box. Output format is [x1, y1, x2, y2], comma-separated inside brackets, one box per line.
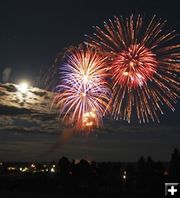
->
[111, 44, 158, 88]
[54, 46, 110, 130]
[54, 15, 180, 127]
[86, 15, 180, 123]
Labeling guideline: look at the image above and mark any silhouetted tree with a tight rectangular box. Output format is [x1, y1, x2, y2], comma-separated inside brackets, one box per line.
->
[58, 156, 71, 190]
[58, 156, 70, 174]
[76, 159, 91, 190]
[126, 164, 134, 194]
[169, 148, 180, 180]
[137, 156, 146, 191]
[146, 156, 155, 191]
[153, 161, 164, 196]
[89, 160, 98, 193]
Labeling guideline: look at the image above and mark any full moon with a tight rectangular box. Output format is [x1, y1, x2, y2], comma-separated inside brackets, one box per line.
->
[18, 81, 29, 93]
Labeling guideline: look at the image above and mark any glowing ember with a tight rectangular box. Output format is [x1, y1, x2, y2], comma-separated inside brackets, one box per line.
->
[83, 109, 97, 128]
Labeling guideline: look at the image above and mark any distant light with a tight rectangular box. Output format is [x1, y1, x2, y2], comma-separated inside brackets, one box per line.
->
[31, 163, 36, 168]
[122, 170, 127, 180]
[8, 167, 16, 171]
[50, 168, 55, 173]
[18, 81, 29, 93]
[20, 167, 29, 172]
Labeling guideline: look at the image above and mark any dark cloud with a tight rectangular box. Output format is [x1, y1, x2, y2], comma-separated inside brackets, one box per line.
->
[0, 83, 59, 133]
[0, 83, 180, 162]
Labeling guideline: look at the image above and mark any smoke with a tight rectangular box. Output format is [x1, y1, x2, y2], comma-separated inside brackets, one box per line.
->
[38, 128, 75, 158]
[2, 67, 12, 83]
[48, 128, 74, 151]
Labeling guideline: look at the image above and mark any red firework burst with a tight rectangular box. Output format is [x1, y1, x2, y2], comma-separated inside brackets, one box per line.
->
[86, 15, 180, 123]
[112, 44, 158, 87]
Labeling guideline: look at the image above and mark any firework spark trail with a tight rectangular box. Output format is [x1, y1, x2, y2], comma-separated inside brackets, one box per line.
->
[54, 46, 111, 131]
[86, 14, 180, 123]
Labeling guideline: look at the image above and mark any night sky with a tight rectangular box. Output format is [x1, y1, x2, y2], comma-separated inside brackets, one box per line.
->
[0, 0, 180, 162]
[0, 0, 180, 83]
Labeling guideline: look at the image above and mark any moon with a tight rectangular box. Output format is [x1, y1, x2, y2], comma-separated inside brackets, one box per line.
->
[18, 81, 29, 93]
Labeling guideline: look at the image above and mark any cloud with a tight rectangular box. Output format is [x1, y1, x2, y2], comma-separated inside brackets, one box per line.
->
[0, 83, 60, 134]
[0, 83, 180, 162]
